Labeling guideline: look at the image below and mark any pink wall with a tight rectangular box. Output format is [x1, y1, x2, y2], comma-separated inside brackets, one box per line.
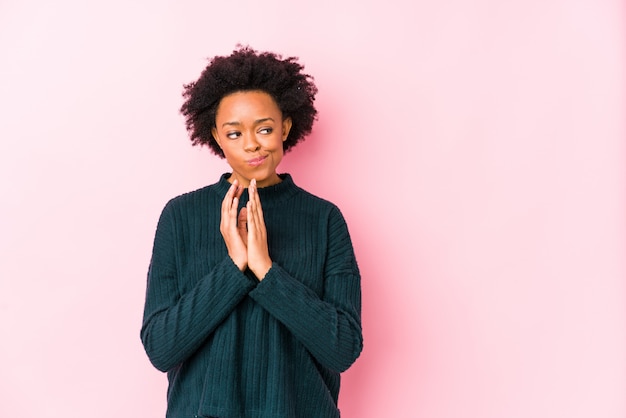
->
[0, 1, 624, 417]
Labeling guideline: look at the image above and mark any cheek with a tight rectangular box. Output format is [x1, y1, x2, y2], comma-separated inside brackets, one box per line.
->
[220, 144, 239, 162]
[270, 135, 286, 151]
[274, 148, 285, 164]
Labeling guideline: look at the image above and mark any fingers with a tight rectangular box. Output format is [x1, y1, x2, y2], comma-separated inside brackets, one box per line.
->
[246, 179, 271, 279]
[221, 179, 243, 219]
[248, 179, 264, 221]
[237, 206, 248, 244]
[220, 178, 270, 277]
[220, 179, 247, 271]
[247, 179, 262, 235]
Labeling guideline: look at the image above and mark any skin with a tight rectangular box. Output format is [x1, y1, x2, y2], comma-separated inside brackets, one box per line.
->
[212, 90, 292, 279]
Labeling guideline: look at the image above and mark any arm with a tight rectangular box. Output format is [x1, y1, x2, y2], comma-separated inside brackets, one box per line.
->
[140, 201, 256, 372]
[249, 207, 362, 372]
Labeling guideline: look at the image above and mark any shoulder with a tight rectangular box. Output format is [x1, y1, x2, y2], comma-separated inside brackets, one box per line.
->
[159, 177, 227, 218]
[166, 184, 216, 207]
[289, 182, 345, 222]
[288, 179, 333, 205]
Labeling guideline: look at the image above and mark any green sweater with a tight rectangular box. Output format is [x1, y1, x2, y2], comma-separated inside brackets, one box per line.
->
[141, 174, 363, 418]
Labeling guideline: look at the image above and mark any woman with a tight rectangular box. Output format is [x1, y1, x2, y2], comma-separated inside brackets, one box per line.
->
[141, 46, 362, 418]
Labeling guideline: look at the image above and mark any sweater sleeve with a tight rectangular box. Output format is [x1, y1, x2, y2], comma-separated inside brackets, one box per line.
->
[140, 201, 256, 372]
[249, 206, 363, 373]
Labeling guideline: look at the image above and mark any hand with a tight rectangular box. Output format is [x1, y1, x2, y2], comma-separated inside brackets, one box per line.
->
[246, 179, 272, 280]
[220, 179, 248, 271]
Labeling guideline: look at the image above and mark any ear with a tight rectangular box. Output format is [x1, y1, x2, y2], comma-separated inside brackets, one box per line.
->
[282, 117, 293, 142]
[211, 127, 222, 148]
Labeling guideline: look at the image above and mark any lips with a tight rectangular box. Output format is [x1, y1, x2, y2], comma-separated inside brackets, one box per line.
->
[247, 155, 267, 167]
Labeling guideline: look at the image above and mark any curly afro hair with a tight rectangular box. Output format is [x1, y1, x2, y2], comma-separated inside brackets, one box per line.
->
[180, 46, 318, 158]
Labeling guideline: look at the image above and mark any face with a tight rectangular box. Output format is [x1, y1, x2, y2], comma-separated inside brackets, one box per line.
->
[212, 90, 292, 188]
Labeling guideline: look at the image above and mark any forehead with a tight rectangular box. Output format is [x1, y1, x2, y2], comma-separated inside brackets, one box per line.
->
[216, 90, 281, 120]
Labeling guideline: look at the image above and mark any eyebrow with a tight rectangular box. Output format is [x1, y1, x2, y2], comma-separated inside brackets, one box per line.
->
[221, 117, 275, 128]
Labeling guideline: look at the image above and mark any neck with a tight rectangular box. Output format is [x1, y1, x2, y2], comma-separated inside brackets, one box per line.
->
[227, 173, 282, 188]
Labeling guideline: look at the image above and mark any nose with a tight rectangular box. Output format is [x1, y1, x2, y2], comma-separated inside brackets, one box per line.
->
[242, 133, 260, 152]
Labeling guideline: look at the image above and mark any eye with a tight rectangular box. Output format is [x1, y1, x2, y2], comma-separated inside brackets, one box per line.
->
[258, 127, 273, 135]
[226, 131, 241, 139]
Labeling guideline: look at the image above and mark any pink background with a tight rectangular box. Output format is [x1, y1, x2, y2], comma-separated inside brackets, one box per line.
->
[1, 1, 624, 417]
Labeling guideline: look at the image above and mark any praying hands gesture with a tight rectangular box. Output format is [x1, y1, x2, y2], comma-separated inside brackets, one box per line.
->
[220, 178, 272, 280]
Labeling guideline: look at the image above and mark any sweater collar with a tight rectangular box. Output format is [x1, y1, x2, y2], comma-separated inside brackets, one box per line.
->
[216, 173, 299, 208]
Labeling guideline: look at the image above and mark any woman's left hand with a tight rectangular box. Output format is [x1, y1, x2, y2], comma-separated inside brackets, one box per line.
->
[246, 179, 272, 280]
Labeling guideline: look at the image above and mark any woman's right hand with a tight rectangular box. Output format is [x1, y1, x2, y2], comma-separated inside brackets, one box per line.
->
[220, 179, 248, 271]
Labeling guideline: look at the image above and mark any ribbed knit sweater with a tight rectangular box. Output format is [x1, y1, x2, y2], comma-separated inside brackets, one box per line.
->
[141, 173, 362, 418]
